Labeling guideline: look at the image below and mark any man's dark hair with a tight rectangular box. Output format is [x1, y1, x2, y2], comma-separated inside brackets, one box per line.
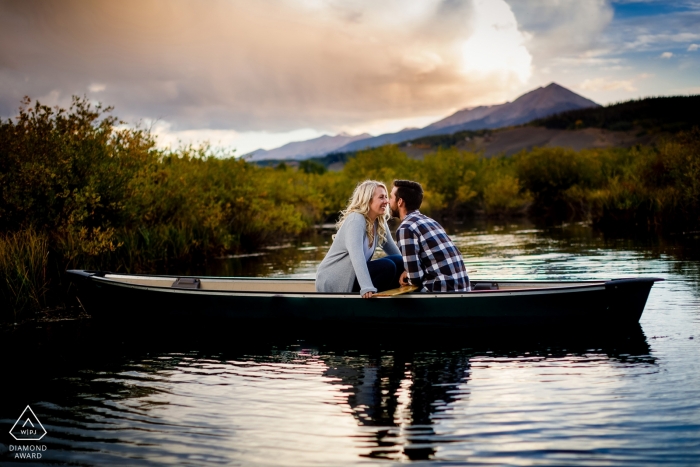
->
[393, 180, 423, 211]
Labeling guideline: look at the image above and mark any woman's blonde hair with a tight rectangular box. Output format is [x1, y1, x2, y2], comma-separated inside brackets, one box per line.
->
[336, 180, 390, 247]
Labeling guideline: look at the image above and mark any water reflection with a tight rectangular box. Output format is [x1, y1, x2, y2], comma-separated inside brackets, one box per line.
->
[1, 321, 657, 464]
[204, 220, 700, 292]
[323, 348, 471, 460]
[4, 220, 698, 465]
[317, 325, 654, 461]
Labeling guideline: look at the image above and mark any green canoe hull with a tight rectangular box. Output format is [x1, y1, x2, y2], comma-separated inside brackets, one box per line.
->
[66, 270, 661, 328]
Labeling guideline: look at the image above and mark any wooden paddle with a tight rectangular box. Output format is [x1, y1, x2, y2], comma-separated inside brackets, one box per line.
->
[375, 285, 419, 297]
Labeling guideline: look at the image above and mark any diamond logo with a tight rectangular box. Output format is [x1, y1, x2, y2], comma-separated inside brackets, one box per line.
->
[9, 405, 47, 441]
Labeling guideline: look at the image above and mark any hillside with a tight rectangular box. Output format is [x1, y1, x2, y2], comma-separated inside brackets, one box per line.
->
[399, 126, 657, 159]
[531, 95, 700, 133]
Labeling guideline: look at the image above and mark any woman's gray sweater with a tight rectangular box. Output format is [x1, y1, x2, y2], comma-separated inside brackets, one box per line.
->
[315, 212, 401, 296]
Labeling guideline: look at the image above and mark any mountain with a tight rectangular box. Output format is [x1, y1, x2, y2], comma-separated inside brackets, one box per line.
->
[248, 83, 599, 160]
[428, 82, 600, 134]
[246, 132, 371, 161]
[424, 104, 502, 130]
[334, 83, 600, 154]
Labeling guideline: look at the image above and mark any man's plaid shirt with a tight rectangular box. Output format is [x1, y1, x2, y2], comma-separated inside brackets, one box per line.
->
[396, 211, 470, 293]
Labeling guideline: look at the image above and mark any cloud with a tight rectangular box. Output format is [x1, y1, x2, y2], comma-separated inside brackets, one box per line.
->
[660, 51, 674, 58]
[579, 77, 638, 92]
[506, 0, 614, 66]
[689, 43, 700, 51]
[610, 11, 700, 52]
[674, 86, 700, 94]
[577, 73, 652, 93]
[0, 0, 532, 133]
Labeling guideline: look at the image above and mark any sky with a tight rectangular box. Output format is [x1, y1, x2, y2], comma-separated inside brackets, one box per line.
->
[1, 0, 699, 155]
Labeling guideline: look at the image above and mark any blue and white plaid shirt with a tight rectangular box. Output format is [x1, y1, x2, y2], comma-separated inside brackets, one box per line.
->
[396, 211, 470, 293]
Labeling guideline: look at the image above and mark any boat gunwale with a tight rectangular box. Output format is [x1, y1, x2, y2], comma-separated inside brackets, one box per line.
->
[87, 273, 619, 299]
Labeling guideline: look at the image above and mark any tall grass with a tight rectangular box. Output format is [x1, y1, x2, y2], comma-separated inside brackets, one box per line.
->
[0, 230, 49, 322]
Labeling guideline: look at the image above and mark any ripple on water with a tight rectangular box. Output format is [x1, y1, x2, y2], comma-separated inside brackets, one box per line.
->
[2, 223, 700, 465]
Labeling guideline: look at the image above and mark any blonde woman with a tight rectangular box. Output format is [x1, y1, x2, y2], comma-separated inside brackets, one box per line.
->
[316, 180, 404, 298]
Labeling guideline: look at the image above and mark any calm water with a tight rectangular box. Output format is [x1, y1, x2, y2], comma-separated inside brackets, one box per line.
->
[2, 221, 700, 466]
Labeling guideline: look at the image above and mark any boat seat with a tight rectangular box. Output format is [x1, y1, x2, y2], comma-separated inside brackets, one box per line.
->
[471, 282, 499, 291]
[172, 277, 201, 289]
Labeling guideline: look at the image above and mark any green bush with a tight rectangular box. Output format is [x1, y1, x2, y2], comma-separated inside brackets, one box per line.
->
[514, 147, 604, 217]
[299, 159, 327, 175]
[422, 148, 478, 214]
[592, 128, 700, 230]
[0, 97, 329, 319]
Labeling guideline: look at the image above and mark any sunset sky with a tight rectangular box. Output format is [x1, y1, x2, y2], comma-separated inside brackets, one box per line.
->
[1, 0, 699, 154]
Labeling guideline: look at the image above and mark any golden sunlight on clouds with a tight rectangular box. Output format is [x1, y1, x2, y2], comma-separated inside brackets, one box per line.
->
[0, 0, 531, 134]
[460, 0, 532, 85]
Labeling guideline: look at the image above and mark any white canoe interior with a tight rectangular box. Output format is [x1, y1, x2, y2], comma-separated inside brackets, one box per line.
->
[104, 274, 318, 292]
[103, 274, 605, 293]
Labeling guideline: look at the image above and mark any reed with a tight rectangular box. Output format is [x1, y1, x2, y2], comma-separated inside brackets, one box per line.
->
[0, 229, 49, 322]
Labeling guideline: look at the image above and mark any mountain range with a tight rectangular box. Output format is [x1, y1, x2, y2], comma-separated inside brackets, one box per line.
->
[247, 132, 372, 161]
[246, 83, 599, 161]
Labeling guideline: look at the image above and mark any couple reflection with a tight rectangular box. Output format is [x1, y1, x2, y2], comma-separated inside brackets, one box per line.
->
[324, 348, 470, 460]
[320, 325, 653, 461]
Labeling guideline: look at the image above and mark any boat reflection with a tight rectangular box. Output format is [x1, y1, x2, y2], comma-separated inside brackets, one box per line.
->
[308, 324, 654, 460]
[1, 321, 656, 463]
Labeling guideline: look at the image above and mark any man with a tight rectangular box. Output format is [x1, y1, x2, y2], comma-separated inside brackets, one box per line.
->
[389, 180, 470, 292]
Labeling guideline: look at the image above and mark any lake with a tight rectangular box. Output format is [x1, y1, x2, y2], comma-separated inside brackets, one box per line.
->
[2, 220, 699, 466]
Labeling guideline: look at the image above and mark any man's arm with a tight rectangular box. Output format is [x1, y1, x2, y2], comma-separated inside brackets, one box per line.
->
[397, 225, 424, 286]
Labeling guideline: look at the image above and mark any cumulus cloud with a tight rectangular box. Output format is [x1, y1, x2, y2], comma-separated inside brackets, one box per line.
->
[660, 51, 674, 58]
[506, 0, 614, 67]
[689, 43, 700, 51]
[0, 0, 532, 133]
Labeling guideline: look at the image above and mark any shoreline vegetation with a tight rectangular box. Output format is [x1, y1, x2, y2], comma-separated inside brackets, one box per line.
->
[2, 96, 699, 323]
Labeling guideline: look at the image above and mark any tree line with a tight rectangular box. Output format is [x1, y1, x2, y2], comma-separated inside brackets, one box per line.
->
[1, 97, 698, 320]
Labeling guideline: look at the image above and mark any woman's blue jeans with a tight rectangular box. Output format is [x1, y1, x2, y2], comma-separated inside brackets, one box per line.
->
[352, 254, 405, 293]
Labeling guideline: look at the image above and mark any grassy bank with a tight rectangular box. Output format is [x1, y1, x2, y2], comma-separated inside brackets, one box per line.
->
[0, 230, 49, 322]
[1, 97, 699, 321]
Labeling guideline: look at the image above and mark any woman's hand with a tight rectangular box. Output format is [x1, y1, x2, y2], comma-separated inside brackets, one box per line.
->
[362, 291, 374, 299]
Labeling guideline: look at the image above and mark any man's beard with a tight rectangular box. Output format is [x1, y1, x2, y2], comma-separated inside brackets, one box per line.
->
[390, 206, 399, 218]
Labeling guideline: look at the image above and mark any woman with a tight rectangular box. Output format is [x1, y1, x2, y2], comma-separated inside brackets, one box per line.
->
[316, 180, 404, 298]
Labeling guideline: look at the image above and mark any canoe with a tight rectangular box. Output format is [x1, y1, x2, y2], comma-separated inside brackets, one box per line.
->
[66, 270, 662, 328]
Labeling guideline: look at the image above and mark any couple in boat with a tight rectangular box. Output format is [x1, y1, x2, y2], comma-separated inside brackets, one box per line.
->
[316, 179, 470, 298]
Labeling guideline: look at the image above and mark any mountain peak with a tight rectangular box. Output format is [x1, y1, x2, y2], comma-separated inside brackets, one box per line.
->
[512, 82, 599, 109]
[250, 83, 599, 160]
[545, 82, 565, 89]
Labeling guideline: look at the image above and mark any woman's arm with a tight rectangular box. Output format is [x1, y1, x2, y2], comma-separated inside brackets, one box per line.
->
[381, 229, 401, 256]
[345, 214, 376, 296]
